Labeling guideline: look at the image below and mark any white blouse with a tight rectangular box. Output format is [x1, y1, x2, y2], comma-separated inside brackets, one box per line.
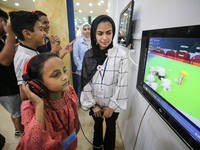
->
[80, 47, 128, 112]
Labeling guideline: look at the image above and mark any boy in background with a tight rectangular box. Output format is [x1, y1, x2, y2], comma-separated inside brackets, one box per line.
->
[10, 10, 46, 101]
[9, 10, 74, 100]
[34, 10, 70, 58]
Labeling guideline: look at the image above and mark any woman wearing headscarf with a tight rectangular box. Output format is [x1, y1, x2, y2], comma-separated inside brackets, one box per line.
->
[73, 23, 91, 109]
[80, 15, 128, 150]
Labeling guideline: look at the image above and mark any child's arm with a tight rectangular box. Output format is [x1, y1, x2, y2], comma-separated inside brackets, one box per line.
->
[0, 21, 16, 66]
[22, 82, 45, 130]
[59, 39, 76, 59]
[19, 84, 28, 100]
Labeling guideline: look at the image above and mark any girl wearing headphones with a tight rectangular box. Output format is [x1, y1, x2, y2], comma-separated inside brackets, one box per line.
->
[16, 52, 80, 150]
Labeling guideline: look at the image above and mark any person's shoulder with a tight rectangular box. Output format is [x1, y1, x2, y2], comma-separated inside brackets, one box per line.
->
[75, 37, 84, 43]
[111, 47, 127, 56]
[15, 47, 35, 61]
[85, 48, 93, 56]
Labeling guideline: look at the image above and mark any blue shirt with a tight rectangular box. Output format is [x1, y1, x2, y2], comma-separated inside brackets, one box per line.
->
[73, 37, 89, 72]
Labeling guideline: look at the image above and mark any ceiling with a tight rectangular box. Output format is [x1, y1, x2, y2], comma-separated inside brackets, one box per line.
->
[0, 0, 108, 18]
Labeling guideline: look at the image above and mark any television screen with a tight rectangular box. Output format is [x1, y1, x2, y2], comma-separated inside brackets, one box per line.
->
[118, 0, 134, 47]
[137, 25, 200, 149]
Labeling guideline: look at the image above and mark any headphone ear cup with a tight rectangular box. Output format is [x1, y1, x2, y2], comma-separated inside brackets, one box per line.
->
[27, 79, 48, 98]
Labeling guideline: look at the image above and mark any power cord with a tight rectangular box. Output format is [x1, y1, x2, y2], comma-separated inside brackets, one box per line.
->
[67, 93, 104, 149]
[79, 121, 104, 149]
[133, 104, 150, 150]
[128, 50, 139, 67]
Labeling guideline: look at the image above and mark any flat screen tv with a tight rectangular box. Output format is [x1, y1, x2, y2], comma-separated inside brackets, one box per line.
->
[118, 0, 134, 48]
[136, 25, 200, 149]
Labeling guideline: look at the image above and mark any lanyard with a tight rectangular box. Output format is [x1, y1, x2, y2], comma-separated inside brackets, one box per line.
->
[99, 58, 109, 85]
[46, 92, 71, 136]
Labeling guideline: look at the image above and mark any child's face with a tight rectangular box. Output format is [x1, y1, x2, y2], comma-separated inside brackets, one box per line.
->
[40, 16, 50, 35]
[30, 21, 46, 48]
[41, 57, 69, 92]
[95, 22, 113, 50]
[82, 25, 90, 38]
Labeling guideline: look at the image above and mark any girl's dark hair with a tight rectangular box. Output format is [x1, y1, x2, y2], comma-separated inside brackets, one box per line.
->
[27, 52, 60, 81]
[9, 11, 39, 41]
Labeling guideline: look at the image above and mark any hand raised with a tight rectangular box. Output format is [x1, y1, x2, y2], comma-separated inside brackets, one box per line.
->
[22, 82, 44, 106]
[62, 39, 76, 53]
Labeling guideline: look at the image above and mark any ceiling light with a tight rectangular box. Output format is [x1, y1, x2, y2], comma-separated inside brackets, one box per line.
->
[76, 2, 80, 6]
[15, 3, 19, 6]
[33, 0, 35, 2]
[78, 10, 82, 13]
[90, 10, 93, 13]
[89, 3, 92, 6]
[101, 0, 104, 3]
[3, 0, 7, 1]
[98, 2, 101, 6]
[106, 9, 108, 12]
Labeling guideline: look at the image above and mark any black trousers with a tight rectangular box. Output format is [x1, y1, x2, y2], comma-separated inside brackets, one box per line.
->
[92, 112, 119, 150]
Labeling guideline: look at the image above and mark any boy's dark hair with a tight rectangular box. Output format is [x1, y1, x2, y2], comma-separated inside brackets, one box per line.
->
[0, 9, 8, 20]
[9, 11, 39, 41]
[34, 10, 47, 19]
[27, 52, 60, 81]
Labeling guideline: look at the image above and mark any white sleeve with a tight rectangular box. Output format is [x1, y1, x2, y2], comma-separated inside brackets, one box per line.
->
[80, 81, 96, 109]
[108, 52, 128, 111]
[14, 55, 29, 85]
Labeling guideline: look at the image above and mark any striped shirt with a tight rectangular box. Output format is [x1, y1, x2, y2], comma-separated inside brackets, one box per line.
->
[80, 47, 128, 112]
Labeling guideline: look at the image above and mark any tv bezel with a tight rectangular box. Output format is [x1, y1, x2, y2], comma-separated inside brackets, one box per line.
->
[136, 25, 200, 150]
[117, 0, 134, 48]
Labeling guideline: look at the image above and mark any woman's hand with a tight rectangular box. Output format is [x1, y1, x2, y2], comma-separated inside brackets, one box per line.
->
[92, 105, 102, 118]
[102, 107, 114, 118]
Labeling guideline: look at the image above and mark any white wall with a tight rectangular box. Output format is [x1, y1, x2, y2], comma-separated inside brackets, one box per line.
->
[108, 0, 200, 149]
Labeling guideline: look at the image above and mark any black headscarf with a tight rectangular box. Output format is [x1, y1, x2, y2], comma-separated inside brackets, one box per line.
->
[81, 15, 116, 90]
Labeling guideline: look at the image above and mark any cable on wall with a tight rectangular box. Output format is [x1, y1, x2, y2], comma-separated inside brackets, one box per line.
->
[128, 50, 139, 67]
[133, 104, 150, 150]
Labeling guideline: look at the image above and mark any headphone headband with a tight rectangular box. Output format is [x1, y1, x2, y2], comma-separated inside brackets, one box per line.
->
[22, 56, 48, 98]
[22, 56, 35, 81]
